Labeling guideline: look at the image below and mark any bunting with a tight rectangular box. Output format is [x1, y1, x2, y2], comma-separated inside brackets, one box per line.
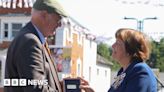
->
[2, 0, 7, 8]
[115, 0, 164, 6]
[29, 0, 34, 7]
[0, 0, 36, 8]
[12, 0, 16, 9]
[17, 0, 22, 8]
[7, 0, 11, 8]
[24, 0, 28, 8]
[0, 0, 2, 7]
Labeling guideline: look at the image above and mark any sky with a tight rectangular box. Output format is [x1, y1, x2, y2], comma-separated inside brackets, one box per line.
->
[59, 0, 164, 44]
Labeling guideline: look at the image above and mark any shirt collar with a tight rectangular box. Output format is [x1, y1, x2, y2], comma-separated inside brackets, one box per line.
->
[32, 24, 46, 44]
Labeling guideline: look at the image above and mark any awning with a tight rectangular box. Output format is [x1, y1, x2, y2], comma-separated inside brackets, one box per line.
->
[0, 0, 36, 9]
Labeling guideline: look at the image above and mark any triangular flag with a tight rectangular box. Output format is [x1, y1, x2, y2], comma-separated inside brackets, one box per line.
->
[17, 0, 22, 8]
[12, 0, 16, 9]
[32, 0, 36, 4]
[2, 0, 7, 8]
[7, 0, 11, 8]
[24, 0, 29, 8]
[0, 0, 2, 7]
[29, 0, 33, 7]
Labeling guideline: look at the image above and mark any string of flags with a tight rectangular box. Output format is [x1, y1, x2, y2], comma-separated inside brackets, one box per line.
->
[0, 0, 36, 8]
[115, 0, 164, 7]
[60, 17, 96, 40]
[0, 0, 96, 40]
[68, 18, 96, 40]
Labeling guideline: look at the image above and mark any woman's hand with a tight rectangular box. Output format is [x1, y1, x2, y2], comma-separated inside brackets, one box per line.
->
[79, 77, 95, 92]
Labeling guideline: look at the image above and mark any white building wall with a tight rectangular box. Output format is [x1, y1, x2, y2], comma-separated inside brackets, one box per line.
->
[83, 38, 97, 81]
[0, 55, 6, 87]
[0, 16, 30, 41]
[0, 19, 1, 43]
[76, 57, 82, 77]
[0, 15, 30, 86]
[83, 37, 111, 92]
[55, 27, 65, 46]
[94, 65, 111, 92]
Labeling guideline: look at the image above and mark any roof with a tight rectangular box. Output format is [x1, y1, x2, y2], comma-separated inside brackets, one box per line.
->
[0, 0, 35, 14]
[0, 0, 35, 8]
[97, 54, 113, 67]
[0, 0, 96, 40]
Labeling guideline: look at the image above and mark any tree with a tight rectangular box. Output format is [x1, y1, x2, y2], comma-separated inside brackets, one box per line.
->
[97, 43, 120, 70]
[97, 43, 110, 60]
[147, 38, 164, 72]
[147, 40, 158, 68]
[97, 37, 164, 72]
[155, 38, 164, 72]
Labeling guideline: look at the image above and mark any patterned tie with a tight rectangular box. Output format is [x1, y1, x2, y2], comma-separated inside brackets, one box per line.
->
[44, 41, 62, 92]
[44, 41, 51, 57]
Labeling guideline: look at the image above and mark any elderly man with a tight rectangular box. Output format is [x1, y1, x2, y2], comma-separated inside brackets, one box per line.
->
[5, 0, 68, 92]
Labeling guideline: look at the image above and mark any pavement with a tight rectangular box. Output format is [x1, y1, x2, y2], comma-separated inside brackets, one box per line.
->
[159, 72, 164, 84]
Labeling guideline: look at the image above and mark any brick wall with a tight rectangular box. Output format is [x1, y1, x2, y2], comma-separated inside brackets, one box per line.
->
[0, 0, 31, 15]
[0, 41, 11, 49]
[0, 88, 3, 92]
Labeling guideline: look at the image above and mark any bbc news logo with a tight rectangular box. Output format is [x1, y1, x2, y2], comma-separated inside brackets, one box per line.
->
[4, 79, 48, 86]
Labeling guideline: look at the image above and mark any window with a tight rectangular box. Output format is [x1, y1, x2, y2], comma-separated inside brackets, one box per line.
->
[97, 68, 99, 75]
[90, 40, 92, 48]
[77, 64, 80, 76]
[12, 23, 22, 38]
[4, 23, 8, 38]
[68, 25, 72, 41]
[105, 70, 107, 77]
[0, 60, 1, 84]
[69, 29, 71, 38]
[77, 32, 82, 45]
[89, 67, 91, 82]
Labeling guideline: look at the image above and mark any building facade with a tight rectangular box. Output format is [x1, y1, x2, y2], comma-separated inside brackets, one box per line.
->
[0, 0, 112, 92]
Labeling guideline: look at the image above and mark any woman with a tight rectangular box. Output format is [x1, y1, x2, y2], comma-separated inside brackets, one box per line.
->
[108, 28, 157, 92]
[80, 28, 157, 92]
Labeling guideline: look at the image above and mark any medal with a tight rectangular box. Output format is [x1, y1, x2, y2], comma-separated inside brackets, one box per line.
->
[112, 73, 126, 89]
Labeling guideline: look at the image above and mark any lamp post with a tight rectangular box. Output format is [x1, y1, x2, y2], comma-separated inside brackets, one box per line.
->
[124, 17, 157, 32]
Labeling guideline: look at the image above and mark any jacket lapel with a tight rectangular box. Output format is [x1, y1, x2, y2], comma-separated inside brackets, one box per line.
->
[42, 46, 62, 92]
[26, 22, 62, 92]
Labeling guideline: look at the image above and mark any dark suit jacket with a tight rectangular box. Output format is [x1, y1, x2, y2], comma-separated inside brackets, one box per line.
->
[108, 61, 157, 92]
[5, 22, 62, 92]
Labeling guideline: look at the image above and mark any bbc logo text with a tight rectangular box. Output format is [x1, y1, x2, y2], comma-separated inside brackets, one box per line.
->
[3, 79, 48, 86]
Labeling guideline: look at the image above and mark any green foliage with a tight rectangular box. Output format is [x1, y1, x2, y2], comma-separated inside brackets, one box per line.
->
[147, 38, 164, 72]
[97, 37, 164, 72]
[97, 43, 120, 71]
[97, 43, 110, 59]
